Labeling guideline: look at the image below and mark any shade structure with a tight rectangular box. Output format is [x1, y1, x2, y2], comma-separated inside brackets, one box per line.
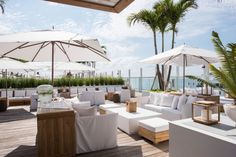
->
[25, 62, 95, 72]
[46, 0, 134, 13]
[140, 45, 219, 93]
[0, 30, 109, 83]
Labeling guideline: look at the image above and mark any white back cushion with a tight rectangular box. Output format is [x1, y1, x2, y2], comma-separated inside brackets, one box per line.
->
[160, 94, 174, 107]
[26, 89, 36, 97]
[154, 93, 162, 105]
[177, 95, 187, 111]
[14, 90, 26, 97]
[182, 95, 198, 118]
[1, 90, 13, 97]
[70, 87, 78, 95]
[149, 92, 156, 104]
[171, 96, 180, 109]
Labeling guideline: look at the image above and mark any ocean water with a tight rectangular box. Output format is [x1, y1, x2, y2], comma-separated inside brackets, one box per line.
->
[124, 76, 200, 91]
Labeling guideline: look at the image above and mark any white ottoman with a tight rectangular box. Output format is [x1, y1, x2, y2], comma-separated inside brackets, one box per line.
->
[138, 117, 169, 144]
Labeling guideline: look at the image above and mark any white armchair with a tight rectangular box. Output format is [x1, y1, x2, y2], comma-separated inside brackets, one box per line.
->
[75, 113, 118, 154]
[79, 91, 95, 105]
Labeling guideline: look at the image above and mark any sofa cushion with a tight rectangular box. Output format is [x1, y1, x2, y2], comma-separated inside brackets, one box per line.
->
[149, 92, 156, 104]
[154, 93, 162, 105]
[177, 95, 187, 111]
[14, 90, 26, 97]
[171, 96, 180, 109]
[181, 95, 198, 119]
[74, 106, 96, 117]
[139, 117, 169, 132]
[160, 107, 182, 120]
[160, 94, 174, 107]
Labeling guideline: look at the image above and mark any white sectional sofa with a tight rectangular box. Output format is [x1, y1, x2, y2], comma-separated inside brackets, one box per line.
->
[141, 92, 202, 121]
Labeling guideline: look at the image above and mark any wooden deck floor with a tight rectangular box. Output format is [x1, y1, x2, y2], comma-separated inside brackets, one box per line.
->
[0, 106, 169, 157]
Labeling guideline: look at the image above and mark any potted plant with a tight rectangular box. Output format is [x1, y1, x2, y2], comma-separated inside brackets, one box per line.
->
[187, 31, 236, 124]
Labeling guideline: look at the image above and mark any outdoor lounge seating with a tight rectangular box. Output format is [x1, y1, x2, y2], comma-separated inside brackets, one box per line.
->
[141, 92, 201, 121]
[74, 111, 118, 154]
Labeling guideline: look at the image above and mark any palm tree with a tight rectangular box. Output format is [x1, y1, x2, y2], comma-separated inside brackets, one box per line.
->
[127, 9, 164, 89]
[153, 2, 170, 89]
[187, 31, 236, 104]
[156, 0, 198, 89]
[0, 0, 5, 14]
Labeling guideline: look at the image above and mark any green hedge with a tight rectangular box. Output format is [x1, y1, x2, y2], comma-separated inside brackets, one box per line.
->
[0, 76, 125, 89]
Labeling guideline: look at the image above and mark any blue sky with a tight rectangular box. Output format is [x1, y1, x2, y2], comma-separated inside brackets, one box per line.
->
[0, 0, 236, 77]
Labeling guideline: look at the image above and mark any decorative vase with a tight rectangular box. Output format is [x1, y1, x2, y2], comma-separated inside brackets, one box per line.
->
[223, 104, 236, 126]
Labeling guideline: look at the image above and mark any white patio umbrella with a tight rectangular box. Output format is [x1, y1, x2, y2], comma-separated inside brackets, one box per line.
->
[25, 62, 95, 72]
[0, 57, 37, 109]
[0, 30, 109, 84]
[140, 45, 219, 93]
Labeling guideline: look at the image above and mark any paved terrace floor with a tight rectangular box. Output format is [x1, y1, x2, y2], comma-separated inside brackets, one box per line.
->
[0, 106, 169, 157]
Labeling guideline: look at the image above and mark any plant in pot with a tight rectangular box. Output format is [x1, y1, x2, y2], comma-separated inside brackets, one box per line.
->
[187, 31, 236, 124]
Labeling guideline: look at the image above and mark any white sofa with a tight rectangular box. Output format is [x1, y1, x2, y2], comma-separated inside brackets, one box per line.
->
[75, 112, 118, 154]
[141, 92, 201, 121]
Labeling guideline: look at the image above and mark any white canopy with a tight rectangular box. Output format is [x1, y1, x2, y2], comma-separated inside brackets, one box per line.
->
[25, 62, 95, 72]
[0, 57, 36, 70]
[140, 45, 219, 93]
[0, 30, 109, 83]
[140, 45, 219, 66]
[0, 30, 109, 62]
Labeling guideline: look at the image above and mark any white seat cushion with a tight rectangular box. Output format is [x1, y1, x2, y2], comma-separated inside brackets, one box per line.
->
[139, 117, 169, 132]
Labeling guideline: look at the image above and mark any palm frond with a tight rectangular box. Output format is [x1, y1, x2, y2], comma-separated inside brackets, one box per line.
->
[211, 31, 236, 84]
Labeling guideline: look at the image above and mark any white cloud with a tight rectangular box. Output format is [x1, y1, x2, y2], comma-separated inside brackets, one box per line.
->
[90, 0, 157, 41]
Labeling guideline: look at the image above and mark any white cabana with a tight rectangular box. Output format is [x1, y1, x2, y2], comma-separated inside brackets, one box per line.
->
[140, 45, 219, 93]
[0, 30, 109, 83]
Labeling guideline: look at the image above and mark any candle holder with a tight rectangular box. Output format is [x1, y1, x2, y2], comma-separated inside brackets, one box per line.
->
[192, 100, 220, 125]
[126, 101, 137, 113]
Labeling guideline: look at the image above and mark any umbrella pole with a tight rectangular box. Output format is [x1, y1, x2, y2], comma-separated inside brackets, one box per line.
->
[51, 41, 55, 86]
[183, 55, 186, 94]
[5, 69, 8, 107]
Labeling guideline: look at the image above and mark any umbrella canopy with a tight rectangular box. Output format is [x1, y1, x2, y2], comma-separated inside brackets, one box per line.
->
[140, 45, 219, 93]
[0, 57, 37, 70]
[140, 45, 219, 66]
[25, 62, 95, 72]
[0, 30, 109, 83]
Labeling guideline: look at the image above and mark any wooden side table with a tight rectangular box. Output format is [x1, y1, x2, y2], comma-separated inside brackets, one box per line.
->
[37, 108, 76, 157]
[192, 100, 220, 125]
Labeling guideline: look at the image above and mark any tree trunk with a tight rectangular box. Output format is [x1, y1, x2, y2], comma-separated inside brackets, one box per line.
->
[161, 32, 165, 90]
[151, 31, 163, 90]
[166, 26, 176, 89]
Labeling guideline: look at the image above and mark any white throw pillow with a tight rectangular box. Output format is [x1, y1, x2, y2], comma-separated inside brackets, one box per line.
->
[154, 93, 162, 105]
[73, 106, 96, 117]
[177, 95, 187, 111]
[171, 96, 180, 109]
[181, 95, 198, 118]
[160, 94, 174, 107]
[149, 92, 156, 104]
